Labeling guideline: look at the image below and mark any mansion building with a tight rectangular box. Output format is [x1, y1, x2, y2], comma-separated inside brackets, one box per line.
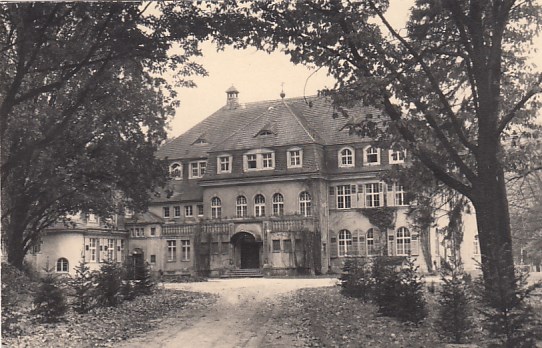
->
[26, 87, 480, 277]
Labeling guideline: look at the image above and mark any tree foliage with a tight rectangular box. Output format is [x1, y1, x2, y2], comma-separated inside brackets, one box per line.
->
[0, 2, 211, 268]
[202, 0, 542, 299]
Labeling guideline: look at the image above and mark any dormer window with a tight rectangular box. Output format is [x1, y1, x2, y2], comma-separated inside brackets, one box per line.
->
[389, 145, 406, 164]
[243, 150, 275, 171]
[189, 160, 206, 179]
[193, 138, 207, 145]
[287, 148, 303, 168]
[338, 147, 355, 167]
[217, 155, 232, 174]
[169, 162, 182, 180]
[258, 130, 273, 136]
[364, 146, 381, 166]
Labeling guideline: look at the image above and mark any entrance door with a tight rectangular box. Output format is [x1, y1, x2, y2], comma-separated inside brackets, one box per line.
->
[240, 241, 260, 269]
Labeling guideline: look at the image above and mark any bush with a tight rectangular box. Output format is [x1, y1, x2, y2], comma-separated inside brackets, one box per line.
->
[436, 264, 473, 343]
[32, 269, 67, 322]
[70, 260, 95, 314]
[475, 262, 542, 348]
[94, 260, 123, 307]
[371, 257, 427, 323]
[339, 258, 372, 301]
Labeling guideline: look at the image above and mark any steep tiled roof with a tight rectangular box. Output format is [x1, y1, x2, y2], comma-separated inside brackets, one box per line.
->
[158, 95, 384, 160]
[125, 211, 163, 224]
[152, 179, 203, 203]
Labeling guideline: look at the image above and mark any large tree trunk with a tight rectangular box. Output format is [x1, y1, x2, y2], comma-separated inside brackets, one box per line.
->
[5, 213, 27, 270]
[472, 163, 516, 295]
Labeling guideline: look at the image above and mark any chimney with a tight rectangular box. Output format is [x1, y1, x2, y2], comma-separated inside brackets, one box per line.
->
[225, 85, 239, 110]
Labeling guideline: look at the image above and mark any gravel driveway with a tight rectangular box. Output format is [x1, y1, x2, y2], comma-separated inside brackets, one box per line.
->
[117, 277, 337, 348]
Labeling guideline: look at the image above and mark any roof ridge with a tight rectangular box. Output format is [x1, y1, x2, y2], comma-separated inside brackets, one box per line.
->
[282, 99, 317, 143]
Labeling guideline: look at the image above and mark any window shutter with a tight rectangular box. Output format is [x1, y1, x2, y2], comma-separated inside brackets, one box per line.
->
[387, 233, 395, 256]
[330, 234, 338, 258]
[411, 234, 419, 256]
[386, 183, 395, 207]
[329, 186, 335, 195]
[358, 184, 365, 208]
[85, 243, 90, 261]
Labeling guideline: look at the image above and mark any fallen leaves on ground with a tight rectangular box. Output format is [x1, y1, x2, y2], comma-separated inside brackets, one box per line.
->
[2, 289, 216, 348]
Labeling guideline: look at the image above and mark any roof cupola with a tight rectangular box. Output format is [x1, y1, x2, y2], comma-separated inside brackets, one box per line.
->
[226, 85, 239, 110]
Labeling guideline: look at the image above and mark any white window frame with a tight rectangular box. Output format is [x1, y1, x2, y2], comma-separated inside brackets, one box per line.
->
[197, 204, 204, 216]
[243, 150, 275, 171]
[287, 148, 303, 168]
[163, 206, 170, 218]
[189, 160, 207, 179]
[236, 196, 248, 217]
[337, 185, 353, 209]
[107, 239, 115, 261]
[272, 193, 284, 216]
[211, 197, 222, 219]
[174, 205, 181, 217]
[181, 240, 191, 261]
[389, 146, 406, 164]
[299, 191, 312, 216]
[89, 238, 98, 262]
[217, 155, 232, 174]
[364, 146, 381, 166]
[169, 162, 182, 180]
[474, 235, 480, 255]
[254, 194, 266, 217]
[167, 240, 177, 261]
[396, 227, 411, 256]
[395, 185, 407, 206]
[365, 183, 382, 208]
[338, 230, 353, 257]
[185, 205, 193, 217]
[338, 147, 355, 167]
[366, 228, 379, 256]
[56, 258, 69, 273]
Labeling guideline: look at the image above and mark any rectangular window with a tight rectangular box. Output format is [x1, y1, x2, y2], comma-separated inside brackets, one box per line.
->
[395, 185, 406, 206]
[167, 240, 177, 261]
[283, 239, 292, 253]
[247, 154, 257, 169]
[90, 238, 98, 262]
[185, 205, 193, 217]
[163, 206, 170, 218]
[272, 239, 281, 252]
[365, 183, 382, 207]
[174, 206, 181, 217]
[288, 150, 302, 168]
[337, 185, 352, 209]
[221, 241, 230, 255]
[262, 153, 274, 168]
[189, 161, 207, 178]
[150, 255, 156, 263]
[181, 240, 191, 261]
[197, 204, 204, 216]
[218, 156, 231, 173]
[107, 239, 115, 261]
[150, 227, 156, 236]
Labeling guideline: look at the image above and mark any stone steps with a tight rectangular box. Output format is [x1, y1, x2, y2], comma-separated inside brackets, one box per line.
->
[221, 268, 264, 278]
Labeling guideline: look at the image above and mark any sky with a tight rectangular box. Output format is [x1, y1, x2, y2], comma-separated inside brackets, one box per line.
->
[167, 1, 542, 138]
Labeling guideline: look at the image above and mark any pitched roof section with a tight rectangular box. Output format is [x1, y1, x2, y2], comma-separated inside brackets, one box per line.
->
[125, 211, 164, 225]
[157, 95, 386, 160]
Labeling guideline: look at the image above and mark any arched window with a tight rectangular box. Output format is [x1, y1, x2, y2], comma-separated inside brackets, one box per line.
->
[339, 147, 354, 167]
[272, 193, 284, 216]
[236, 196, 247, 217]
[338, 230, 353, 256]
[169, 162, 182, 179]
[56, 258, 69, 273]
[299, 191, 312, 217]
[366, 228, 379, 256]
[254, 194, 266, 217]
[364, 146, 380, 165]
[211, 197, 222, 219]
[396, 227, 411, 256]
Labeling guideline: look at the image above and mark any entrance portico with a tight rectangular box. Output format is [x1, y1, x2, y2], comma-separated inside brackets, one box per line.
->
[231, 231, 262, 269]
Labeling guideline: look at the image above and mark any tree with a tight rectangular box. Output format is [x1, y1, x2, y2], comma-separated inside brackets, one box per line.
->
[0, 2, 211, 269]
[208, 0, 542, 295]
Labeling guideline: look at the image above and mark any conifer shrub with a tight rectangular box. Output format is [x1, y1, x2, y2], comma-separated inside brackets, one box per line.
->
[372, 256, 402, 317]
[70, 260, 95, 314]
[339, 258, 373, 301]
[121, 279, 136, 301]
[94, 260, 123, 307]
[436, 264, 473, 343]
[475, 260, 542, 348]
[32, 268, 67, 322]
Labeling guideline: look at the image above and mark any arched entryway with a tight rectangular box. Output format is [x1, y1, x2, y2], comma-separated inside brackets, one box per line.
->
[231, 232, 261, 269]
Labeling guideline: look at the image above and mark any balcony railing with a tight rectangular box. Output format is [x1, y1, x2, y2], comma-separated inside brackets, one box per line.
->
[162, 224, 198, 236]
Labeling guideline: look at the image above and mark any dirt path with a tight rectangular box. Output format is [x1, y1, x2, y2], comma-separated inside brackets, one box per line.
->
[117, 278, 336, 348]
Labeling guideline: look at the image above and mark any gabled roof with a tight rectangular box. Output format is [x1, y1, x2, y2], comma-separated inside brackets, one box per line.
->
[125, 211, 164, 225]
